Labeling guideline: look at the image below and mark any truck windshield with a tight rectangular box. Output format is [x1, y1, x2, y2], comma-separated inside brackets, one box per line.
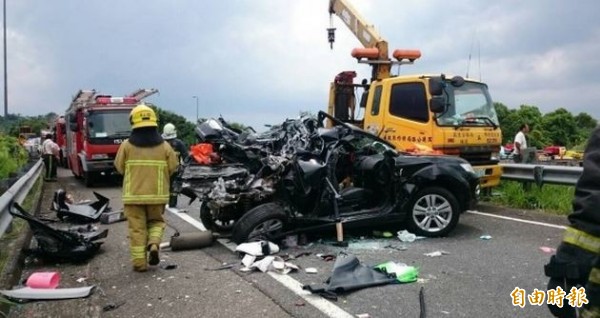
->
[87, 110, 132, 138]
[435, 82, 499, 127]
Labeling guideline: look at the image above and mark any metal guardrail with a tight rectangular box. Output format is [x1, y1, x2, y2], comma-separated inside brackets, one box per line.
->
[0, 159, 44, 238]
[500, 163, 583, 186]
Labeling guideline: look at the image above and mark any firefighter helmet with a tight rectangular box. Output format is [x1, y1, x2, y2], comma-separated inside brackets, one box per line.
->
[162, 123, 177, 140]
[129, 104, 158, 129]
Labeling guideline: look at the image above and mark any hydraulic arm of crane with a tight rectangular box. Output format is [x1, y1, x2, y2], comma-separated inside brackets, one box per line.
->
[328, 0, 421, 81]
[328, 0, 390, 80]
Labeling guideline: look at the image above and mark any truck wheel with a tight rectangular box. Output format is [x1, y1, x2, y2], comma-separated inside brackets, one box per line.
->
[231, 202, 288, 244]
[405, 186, 460, 237]
[84, 171, 95, 187]
[200, 202, 235, 232]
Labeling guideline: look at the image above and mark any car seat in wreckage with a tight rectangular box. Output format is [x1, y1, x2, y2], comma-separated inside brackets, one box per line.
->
[51, 189, 110, 222]
[9, 202, 108, 262]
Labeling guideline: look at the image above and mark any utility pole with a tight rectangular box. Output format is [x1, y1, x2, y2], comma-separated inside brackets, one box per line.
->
[192, 95, 199, 123]
[3, 0, 7, 117]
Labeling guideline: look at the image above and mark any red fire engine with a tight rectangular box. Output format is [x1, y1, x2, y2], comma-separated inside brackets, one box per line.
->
[62, 88, 158, 186]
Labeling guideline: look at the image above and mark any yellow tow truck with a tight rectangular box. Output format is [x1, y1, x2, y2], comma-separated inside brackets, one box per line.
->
[326, 0, 503, 189]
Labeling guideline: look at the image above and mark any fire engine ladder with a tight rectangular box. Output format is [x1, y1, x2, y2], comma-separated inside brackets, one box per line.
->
[127, 88, 159, 101]
[70, 89, 97, 109]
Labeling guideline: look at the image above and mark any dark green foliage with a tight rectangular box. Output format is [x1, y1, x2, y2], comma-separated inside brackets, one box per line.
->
[490, 181, 574, 215]
[0, 135, 28, 179]
[495, 103, 597, 149]
[148, 105, 197, 147]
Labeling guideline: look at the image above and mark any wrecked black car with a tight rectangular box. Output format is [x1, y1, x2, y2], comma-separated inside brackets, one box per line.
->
[176, 111, 480, 243]
[227, 111, 480, 243]
[174, 115, 321, 231]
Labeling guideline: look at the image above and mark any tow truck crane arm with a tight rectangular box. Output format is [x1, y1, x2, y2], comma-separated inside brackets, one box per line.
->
[327, 0, 421, 81]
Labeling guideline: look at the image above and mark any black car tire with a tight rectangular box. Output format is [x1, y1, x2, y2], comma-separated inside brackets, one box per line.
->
[200, 202, 235, 232]
[405, 186, 460, 237]
[231, 202, 288, 244]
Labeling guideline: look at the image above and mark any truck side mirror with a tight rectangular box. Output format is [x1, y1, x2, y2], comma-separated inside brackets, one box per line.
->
[429, 78, 444, 96]
[429, 96, 446, 113]
[450, 76, 465, 87]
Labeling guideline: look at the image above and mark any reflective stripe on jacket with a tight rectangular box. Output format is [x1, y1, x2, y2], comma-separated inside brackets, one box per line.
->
[114, 140, 178, 204]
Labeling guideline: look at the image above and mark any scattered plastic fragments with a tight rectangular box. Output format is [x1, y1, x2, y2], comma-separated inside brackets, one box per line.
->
[76, 277, 87, 283]
[539, 246, 557, 254]
[305, 268, 318, 274]
[374, 262, 419, 283]
[357, 314, 371, 318]
[373, 230, 394, 238]
[480, 235, 492, 240]
[235, 241, 280, 256]
[316, 254, 336, 262]
[424, 251, 450, 257]
[397, 230, 417, 242]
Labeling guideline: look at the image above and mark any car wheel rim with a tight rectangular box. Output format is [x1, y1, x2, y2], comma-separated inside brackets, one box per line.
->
[412, 194, 453, 233]
[248, 219, 283, 240]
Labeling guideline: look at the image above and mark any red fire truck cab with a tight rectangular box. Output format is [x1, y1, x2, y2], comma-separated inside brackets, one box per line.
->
[64, 88, 158, 186]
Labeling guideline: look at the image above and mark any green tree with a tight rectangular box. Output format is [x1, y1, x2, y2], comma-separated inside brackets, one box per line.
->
[540, 108, 578, 147]
[149, 105, 197, 147]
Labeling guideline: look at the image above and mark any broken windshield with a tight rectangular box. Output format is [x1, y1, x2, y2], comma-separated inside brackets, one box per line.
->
[86, 110, 132, 138]
[435, 82, 499, 128]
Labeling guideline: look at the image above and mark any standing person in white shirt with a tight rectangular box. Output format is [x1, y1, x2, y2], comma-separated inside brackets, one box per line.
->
[41, 133, 59, 181]
[513, 123, 529, 163]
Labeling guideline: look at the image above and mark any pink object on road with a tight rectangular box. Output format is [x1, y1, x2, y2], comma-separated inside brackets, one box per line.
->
[26, 272, 61, 289]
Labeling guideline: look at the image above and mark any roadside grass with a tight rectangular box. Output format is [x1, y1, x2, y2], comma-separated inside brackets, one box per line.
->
[489, 180, 574, 215]
[0, 174, 43, 284]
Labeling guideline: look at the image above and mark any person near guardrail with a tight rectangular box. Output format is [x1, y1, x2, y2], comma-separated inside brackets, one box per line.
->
[513, 123, 529, 163]
[41, 133, 59, 181]
[544, 125, 600, 318]
[114, 105, 179, 272]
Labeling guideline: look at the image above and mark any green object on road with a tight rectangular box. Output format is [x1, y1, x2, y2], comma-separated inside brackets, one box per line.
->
[373, 230, 394, 238]
[374, 261, 419, 283]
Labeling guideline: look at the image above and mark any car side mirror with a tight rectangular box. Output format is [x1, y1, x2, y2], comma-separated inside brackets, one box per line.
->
[429, 96, 446, 113]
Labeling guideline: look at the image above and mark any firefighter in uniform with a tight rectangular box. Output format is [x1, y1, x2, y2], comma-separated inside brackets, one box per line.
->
[162, 123, 189, 207]
[545, 126, 600, 317]
[115, 105, 178, 272]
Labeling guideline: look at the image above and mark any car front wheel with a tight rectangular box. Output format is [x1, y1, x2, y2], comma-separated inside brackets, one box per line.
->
[405, 186, 460, 237]
[200, 202, 235, 232]
[231, 202, 287, 244]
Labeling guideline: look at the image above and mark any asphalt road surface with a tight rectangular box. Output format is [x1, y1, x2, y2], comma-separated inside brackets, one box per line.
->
[8, 168, 570, 318]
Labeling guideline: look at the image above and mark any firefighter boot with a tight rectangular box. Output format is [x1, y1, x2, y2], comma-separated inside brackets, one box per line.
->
[133, 258, 147, 272]
[148, 244, 160, 266]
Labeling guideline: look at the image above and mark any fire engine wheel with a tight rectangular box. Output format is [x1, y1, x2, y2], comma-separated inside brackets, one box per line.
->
[231, 202, 288, 244]
[199, 203, 235, 232]
[405, 186, 460, 237]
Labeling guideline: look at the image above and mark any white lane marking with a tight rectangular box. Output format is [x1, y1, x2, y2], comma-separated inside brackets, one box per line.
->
[166, 206, 207, 231]
[467, 210, 567, 230]
[165, 205, 354, 318]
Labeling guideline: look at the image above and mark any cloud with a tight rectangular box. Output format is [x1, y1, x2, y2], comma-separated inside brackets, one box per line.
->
[2, 0, 600, 128]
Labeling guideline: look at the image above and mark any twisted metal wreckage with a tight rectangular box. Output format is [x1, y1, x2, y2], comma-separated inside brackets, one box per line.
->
[174, 111, 479, 244]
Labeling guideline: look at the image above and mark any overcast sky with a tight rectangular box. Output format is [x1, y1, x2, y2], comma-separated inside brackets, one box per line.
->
[5, 0, 600, 129]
